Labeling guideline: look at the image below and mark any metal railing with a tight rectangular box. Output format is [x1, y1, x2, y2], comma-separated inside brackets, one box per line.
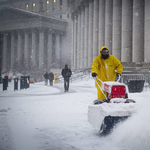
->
[57, 68, 91, 83]
[121, 74, 145, 84]
[144, 74, 150, 84]
[57, 68, 150, 87]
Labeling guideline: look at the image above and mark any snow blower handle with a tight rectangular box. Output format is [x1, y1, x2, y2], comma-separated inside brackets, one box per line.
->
[94, 76, 108, 100]
[95, 76, 103, 83]
[116, 73, 121, 82]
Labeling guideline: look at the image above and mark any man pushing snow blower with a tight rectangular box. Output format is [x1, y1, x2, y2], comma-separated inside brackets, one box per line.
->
[88, 46, 136, 135]
[91, 46, 123, 103]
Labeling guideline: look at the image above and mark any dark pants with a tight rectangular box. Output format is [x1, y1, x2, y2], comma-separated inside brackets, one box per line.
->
[45, 79, 48, 85]
[64, 78, 69, 92]
[50, 80, 53, 86]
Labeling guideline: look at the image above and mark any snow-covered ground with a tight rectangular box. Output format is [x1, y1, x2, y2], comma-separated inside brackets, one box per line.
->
[0, 77, 150, 150]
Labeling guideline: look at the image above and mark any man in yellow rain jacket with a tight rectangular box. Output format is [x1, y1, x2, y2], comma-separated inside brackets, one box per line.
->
[91, 46, 123, 101]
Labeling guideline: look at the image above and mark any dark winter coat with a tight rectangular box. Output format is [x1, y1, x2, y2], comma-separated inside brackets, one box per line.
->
[44, 73, 49, 79]
[49, 72, 54, 80]
[61, 67, 72, 80]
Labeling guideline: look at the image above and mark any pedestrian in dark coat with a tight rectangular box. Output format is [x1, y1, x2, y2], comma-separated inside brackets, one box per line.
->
[44, 72, 49, 85]
[61, 64, 72, 92]
[49, 72, 54, 86]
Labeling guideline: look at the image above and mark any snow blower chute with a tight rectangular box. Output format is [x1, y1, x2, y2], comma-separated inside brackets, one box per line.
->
[88, 75, 136, 135]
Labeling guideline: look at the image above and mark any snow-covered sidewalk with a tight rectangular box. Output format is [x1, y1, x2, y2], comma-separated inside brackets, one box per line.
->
[0, 79, 150, 150]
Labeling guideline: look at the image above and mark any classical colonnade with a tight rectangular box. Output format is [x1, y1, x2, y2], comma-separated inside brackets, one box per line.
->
[71, 0, 150, 70]
[1, 28, 63, 73]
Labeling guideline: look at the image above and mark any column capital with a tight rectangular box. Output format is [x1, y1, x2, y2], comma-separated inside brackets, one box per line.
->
[16, 30, 23, 34]
[47, 29, 53, 34]
[10, 30, 16, 34]
[3, 32, 9, 36]
[60, 32, 65, 35]
[55, 31, 60, 36]
[76, 6, 81, 15]
[89, 0, 93, 3]
[84, 0, 89, 6]
[38, 28, 45, 33]
[31, 28, 37, 33]
[80, 2, 85, 9]
[23, 29, 30, 33]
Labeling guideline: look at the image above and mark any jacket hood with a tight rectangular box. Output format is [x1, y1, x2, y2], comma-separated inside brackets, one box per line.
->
[100, 46, 109, 52]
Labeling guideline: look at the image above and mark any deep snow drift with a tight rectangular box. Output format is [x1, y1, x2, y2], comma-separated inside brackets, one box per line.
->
[0, 77, 150, 150]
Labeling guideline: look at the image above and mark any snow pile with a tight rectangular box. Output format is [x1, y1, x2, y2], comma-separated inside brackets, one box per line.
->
[0, 78, 150, 150]
[88, 102, 136, 130]
[108, 92, 150, 150]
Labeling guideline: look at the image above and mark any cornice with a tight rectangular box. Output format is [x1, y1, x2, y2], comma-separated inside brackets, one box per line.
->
[0, 6, 67, 32]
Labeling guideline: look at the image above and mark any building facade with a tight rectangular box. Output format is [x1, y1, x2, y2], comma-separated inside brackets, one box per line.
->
[70, 0, 150, 73]
[0, 0, 72, 77]
[1, 0, 150, 78]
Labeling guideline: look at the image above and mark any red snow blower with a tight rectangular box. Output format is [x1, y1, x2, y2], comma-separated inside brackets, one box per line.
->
[88, 75, 136, 135]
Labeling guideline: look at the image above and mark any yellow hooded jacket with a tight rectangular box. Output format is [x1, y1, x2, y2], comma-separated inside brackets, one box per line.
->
[54, 74, 58, 83]
[91, 46, 123, 100]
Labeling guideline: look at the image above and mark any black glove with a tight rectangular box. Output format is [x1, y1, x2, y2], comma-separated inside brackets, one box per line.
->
[116, 73, 121, 80]
[116, 73, 121, 77]
[92, 72, 97, 77]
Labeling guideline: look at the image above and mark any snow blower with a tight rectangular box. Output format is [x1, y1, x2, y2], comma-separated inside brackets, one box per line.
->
[88, 75, 136, 135]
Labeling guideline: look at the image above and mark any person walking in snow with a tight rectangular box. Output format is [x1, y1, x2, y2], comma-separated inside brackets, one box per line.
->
[91, 46, 123, 102]
[54, 74, 58, 83]
[44, 72, 49, 85]
[49, 72, 54, 86]
[61, 64, 72, 92]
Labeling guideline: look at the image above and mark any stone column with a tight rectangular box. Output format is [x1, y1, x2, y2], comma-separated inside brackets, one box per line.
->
[93, 0, 99, 59]
[49, 0, 53, 12]
[132, 0, 144, 62]
[105, 0, 113, 53]
[62, 0, 67, 11]
[144, 0, 150, 62]
[84, 2, 89, 68]
[121, 0, 133, 62]
[47, 31, 53, 70]
[24, 31, 29, 66]
[55, 32, 60, 68]
[43, 0, 46, 12]
[55, 0, 60, 11]
[99, 0, 105, 49]
[2, 33, 8, 72]
[80, 5, 85, 68]
[88, 0, 93, 67]
[35, 0, 38, 12]
[39, 29, 44, 69]
[17, 31, 22, 62]
[77, 9, 81, 69]
[71, 14, 74, 69]
[10, 31, 15, 70]
[28, 1, 32, 12]
[31, 30, 36, 67]
[112, 0, 122, 60]
[73, 14, 77, 69]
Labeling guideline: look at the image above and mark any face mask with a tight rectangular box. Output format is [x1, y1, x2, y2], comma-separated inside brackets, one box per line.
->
[101, 54, 109, 59]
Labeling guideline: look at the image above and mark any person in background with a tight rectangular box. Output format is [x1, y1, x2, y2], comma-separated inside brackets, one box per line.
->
[91, 46, 123, 102]
[61, 64, 72, 92]
[4, 74, 8, 87]
[44, 72, 49, 85]
[54, 74, 58, 83]
[49, 72, 54, 86]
